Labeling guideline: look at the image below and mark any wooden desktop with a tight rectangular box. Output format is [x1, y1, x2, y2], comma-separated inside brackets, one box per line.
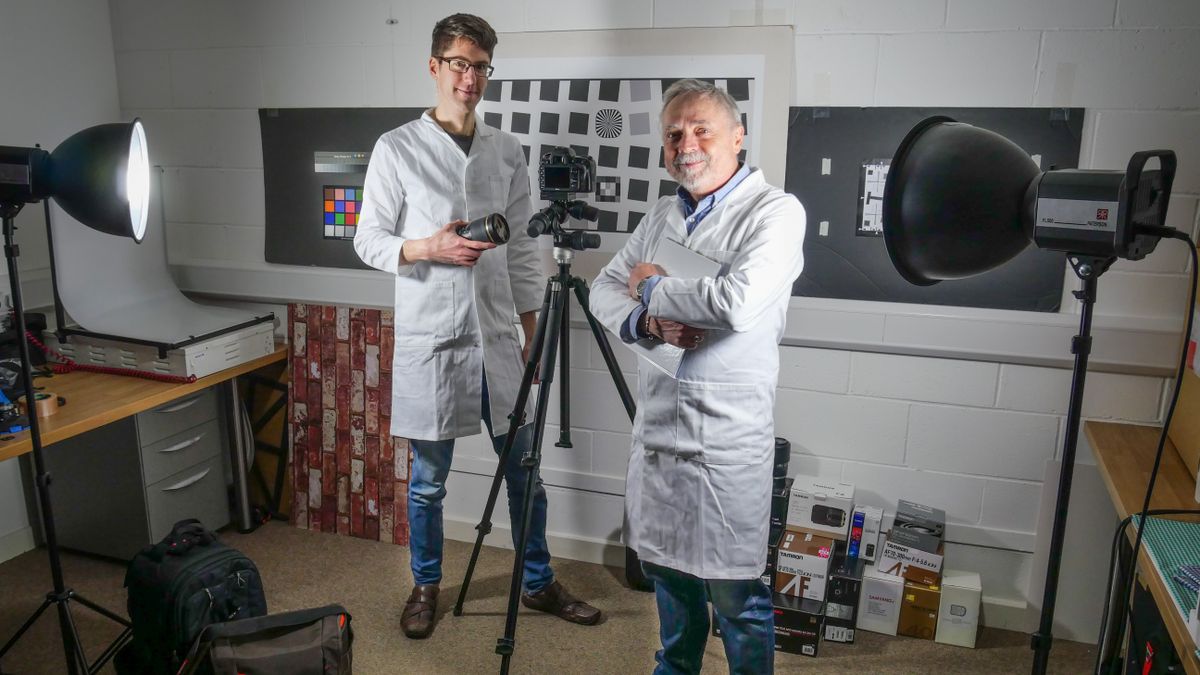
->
[0, 345, 288, 549]
[1086, 419, 1200, 675]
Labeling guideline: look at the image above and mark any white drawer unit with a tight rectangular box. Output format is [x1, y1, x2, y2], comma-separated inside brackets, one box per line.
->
[36, 386, 232, 560]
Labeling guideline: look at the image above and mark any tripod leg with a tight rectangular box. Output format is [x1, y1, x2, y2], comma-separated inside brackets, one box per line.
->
[498, 278, 567, 674]
[70, 593, 132, 628]
[555, 277, 572, 448]
[0, 597, 54, 659]
[569, 277, 635, 420]
[568, 278, 653, 591]
[454, 283, 554, 617]
[58, 603, 89, 674]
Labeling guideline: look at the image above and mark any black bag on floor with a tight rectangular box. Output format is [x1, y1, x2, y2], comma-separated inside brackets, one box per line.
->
[115, 519, 268, 675]
[178, 604, 353, 675]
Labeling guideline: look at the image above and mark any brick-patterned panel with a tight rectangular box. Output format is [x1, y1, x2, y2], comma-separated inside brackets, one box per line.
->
[289, 303, 412, 546]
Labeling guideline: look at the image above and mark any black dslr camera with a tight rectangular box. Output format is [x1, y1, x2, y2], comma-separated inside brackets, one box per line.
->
[538, 147, 595, 201]
[528, 146, 601, 251]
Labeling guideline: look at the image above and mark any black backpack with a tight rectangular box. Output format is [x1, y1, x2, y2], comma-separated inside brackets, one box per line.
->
[116, 519, 268, 675]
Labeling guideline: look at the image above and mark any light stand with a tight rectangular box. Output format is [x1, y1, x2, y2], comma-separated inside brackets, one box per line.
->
[879, 116, 1177, 675]
[0, 203, 132, 674]
[0, 120, 150, 674]
[452, 213, 636, 675]
[1029, 254, 1111, 673]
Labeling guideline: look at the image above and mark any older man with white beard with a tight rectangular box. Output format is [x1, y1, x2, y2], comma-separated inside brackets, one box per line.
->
[589, 79, 807, 674]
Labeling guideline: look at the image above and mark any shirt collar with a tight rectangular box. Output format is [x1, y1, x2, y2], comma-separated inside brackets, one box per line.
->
[677, 162, 751, 218]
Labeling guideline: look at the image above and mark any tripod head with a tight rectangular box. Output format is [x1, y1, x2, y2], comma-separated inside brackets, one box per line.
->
[527, 199, 601, 251]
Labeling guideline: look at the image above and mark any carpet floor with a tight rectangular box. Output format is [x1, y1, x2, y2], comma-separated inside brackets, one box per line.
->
[0, 521, 1096, 673]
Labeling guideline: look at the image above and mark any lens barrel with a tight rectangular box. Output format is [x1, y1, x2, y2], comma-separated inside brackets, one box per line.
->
[457, 212, 510, 244]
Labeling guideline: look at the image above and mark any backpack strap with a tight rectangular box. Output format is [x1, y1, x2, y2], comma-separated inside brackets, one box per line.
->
[136, 519, 216, 563]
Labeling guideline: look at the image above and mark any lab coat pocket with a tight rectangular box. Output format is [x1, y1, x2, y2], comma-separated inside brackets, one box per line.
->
[676, 380, 772, 465]
[391, 346, 438, 423]
[394, 279, 457, 346]
[694, 249, 735, 276]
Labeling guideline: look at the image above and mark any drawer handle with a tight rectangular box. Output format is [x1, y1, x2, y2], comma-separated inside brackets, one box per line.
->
[161, 468, 211, 492]
[157, 434, 205, 455]
[156, 396, 203, 414]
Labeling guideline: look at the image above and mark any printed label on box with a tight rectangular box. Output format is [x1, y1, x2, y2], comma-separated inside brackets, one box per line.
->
[775, 530, 833, 601]
[879, 538, 943, 579]
[824, 624, 854, 643]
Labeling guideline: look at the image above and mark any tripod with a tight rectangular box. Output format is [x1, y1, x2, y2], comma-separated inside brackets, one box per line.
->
[452, 233, 636, 674]
[0, 204, 132, 675]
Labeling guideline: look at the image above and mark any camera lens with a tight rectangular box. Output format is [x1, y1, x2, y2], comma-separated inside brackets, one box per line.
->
[457, 213, 509, 244]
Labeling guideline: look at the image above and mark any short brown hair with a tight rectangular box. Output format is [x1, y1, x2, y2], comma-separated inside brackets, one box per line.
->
[431, 13, 498, 59]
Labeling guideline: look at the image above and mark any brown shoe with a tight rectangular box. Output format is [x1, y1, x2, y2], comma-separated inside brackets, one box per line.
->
[401, 584, 439, 639]
[521, 580, 602, 625]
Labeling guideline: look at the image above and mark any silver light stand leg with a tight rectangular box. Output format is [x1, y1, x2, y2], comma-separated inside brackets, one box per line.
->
[219, 381, 256, 533]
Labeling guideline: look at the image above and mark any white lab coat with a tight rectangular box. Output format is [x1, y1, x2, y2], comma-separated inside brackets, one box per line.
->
[589, 169, 806, 580]
[354, 112, 541, 441]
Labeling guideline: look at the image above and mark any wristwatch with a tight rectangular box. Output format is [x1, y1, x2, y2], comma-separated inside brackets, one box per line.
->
[635, 277, 649, 303]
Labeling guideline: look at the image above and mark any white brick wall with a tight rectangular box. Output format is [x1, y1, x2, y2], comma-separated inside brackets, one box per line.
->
[794, 0, 947, 33]
[1036, 29, 1200, 109]
[655, 0, 794, 28]
[774, 388, 909, 464]
[875, 32, 1041, 106]
[947, 0, 1117, 30]
[849, 352, 999, 407]
[907, 404, 1060, 480]
[793, 35, 879, 106]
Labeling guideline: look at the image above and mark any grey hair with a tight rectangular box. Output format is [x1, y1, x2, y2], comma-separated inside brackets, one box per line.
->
[661, 79, 743, 129]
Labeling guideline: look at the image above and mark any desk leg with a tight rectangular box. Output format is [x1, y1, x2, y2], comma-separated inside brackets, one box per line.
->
[219, 380, 255, 533]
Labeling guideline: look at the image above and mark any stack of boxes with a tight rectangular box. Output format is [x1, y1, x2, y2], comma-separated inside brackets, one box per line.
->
[713, 440, 982, 657]
[859, 498, 982, 648]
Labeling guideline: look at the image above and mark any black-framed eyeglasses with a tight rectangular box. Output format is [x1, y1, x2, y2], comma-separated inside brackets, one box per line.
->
[436, 56, 494, 78]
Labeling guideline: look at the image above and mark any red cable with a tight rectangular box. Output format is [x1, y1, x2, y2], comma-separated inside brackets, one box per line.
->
[22, 327, 196, 384]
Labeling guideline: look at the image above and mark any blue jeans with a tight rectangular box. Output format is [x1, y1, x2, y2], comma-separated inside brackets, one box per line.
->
[407, 376, 554, 594]
[641, 561, 774, 675]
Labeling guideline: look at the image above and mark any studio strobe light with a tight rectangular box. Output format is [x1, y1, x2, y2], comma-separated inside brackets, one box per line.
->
[881, 115, 1179, 675]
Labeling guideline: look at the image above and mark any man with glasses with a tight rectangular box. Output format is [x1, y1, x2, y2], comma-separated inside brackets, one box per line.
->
[354, 13, 602, 640]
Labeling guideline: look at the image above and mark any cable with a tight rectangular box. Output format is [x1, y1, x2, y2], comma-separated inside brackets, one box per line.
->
[1094, 232, 1198, 674]
[21, 324, 196, 385]
[1094, 508, 1200, 674]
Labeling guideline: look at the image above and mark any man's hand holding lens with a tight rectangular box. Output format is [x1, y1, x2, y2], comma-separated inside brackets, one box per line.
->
[405, 220, 496, 266]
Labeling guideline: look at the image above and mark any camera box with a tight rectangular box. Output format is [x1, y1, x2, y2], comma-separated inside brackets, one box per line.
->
[895, 499, 945, 538]
[879, 536, 943, 586]
[856, 565, 904, 636]
[772, 593, 823, 657]
[889, 520, 942, 554]
[849, 505, 883, 562]
[824, 555, 866, 643]
[775, 530, 834, 601]
[711, 594, 824, 658]
[771, 477, 793, 532]
[898, 579, 941, 640]
[786, 476, 855, 540]
[936, 570, 982, 648]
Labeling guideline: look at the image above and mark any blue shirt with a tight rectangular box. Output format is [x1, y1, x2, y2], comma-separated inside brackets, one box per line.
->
[622, 164, 752, 341]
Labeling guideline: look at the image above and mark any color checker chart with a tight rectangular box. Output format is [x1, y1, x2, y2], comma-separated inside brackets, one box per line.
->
[323, 185, 361, 240]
